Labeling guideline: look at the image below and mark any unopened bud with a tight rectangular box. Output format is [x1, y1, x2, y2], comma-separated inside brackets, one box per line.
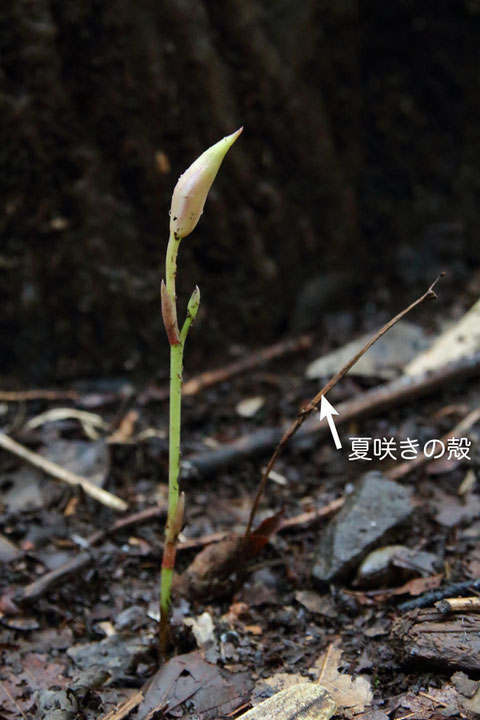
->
[186, 285, 201, 321]
[169, 127, 243, 240]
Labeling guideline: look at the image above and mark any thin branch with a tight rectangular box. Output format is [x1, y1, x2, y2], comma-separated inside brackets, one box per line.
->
[436, 597, 480, 614]
[15, 505, 166, 605]
[185, 349, 480, 478]
[138, 333, 312, 403]
[175, 496, 345, 552]
[0, 431, 127, 512]
[244, 275, 444, 538]
[0, 389, 78, 402]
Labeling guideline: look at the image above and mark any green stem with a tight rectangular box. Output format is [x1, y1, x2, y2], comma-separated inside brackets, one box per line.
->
[167, 341, 183, 519]
[159, 234, 183, 654]
[159, 341, 185, 652]
[159, 234, 200, 656]
[165, 232, 180, 298]
[165, 230, 183, 519]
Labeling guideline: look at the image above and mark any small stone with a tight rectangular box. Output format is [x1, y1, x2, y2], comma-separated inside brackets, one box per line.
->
[236, 396, 265, 418]
[357, 545, 407, 581]
[355, 545, 437, 588]
[312, 472, 412, 584]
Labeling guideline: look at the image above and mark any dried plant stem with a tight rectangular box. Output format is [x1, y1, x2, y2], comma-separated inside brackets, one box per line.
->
[244, 274, 444, 539]
[0, 430, 127, 512]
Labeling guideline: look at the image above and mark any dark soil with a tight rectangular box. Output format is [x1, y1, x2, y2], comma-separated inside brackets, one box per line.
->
[1, 290, 479, 719]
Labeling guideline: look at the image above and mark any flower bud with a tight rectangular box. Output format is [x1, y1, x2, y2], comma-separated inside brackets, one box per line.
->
[186, 285, 201, 321]
[169, 127, 243, 240]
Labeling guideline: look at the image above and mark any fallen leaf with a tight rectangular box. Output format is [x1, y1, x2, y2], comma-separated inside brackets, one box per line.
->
[0, 653, 68, 718]
[253, 672, 306, 701]
[312, 642, 373, 713]
[295, 590, 338, 619]
[246, 511, 284, 555]
[390, 573, 443, 598]
[137, 651, 252, 720]
[352, 573, 443, 604]
[394, 683, 462, 719]
[433, 490, 480, 528]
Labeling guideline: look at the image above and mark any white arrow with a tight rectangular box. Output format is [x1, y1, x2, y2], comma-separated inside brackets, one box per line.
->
[319, 395, 342, 449]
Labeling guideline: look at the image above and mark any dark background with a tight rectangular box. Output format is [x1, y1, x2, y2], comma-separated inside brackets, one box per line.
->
[1, 0, 479, 382]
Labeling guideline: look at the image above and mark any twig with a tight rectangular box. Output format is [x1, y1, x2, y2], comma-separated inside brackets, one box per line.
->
[277, 497, 345, 530]
[15, 505, 166, 605]
[137, 334, 313, 403]
[397, 579, 480, 611]
[244, 275, 444, 538]
[87, 505, 166, 545]
[0, 389, 78, 402]
[175, 497, 345, 552]
[16, 551, 93, 604]
[0, 431, 127, 512]
[387, 406, 480, 481]
[0, 680, 28, 719]
[436, 596, 480, 614]
[16, 500, 343, 607]
[14, 499, 340, 607]
[25, 408, 108, 432]
[176, 529, 232, 552]
[185, 350, 480, 478]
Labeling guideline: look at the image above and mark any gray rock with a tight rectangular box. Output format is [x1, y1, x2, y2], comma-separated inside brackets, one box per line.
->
[67, 633, 154, 679]
[306, 321, 429, 381]
[312, 472, 412, 584]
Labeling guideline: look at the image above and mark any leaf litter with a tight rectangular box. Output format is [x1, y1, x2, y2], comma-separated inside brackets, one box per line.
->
[1, 291, 480, 718]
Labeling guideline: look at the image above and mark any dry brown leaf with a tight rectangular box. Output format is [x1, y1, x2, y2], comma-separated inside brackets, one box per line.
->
[253, 672, 307, 702]
[390, 573, 444, 597]
[312, 642, 373, 713]
[137, 651, 252, 720]
[395, 683, 464, 719]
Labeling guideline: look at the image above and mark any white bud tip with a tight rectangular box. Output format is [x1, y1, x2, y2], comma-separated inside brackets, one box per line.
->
[169, 127, 243, 240]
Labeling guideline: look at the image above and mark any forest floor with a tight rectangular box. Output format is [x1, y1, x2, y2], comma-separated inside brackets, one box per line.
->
[1, 291, 480, 720]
